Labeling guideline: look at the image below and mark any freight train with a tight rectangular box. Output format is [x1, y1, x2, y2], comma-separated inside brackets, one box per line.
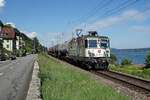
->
[48, 31, 110, 70]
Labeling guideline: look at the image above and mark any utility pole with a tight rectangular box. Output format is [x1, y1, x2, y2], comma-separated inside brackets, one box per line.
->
[51, 40, 54, 47]
[62, 32, 64, 44]
[34, 38, 35, 51]
[84, 24, 87, 34]
[72, 21, 74, 39]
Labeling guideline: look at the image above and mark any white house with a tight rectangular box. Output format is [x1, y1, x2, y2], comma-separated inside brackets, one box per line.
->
[0, 26, 16, 51]
[0, 26, 25, 51]
[16, 36, 25, 50]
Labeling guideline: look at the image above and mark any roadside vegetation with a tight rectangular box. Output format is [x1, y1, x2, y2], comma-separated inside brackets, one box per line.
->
[109, 53, 150, 79]
[145, 53, 150, 68]
[121, 58, 132, 66]
[109, 65, 150, 79]
[110, 53, 118, 64]
[38, 54, 129, 100]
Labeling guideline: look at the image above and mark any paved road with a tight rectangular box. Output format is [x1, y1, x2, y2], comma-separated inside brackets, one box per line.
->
[0, 54, 37, 100]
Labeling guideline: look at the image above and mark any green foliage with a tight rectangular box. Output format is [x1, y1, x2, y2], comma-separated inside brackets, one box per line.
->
[0, 20, 4, 27]
[14, 28, 21, 36]
[38, 54, 129, 100]
[109, 65, 150, 79]
[121, 58, 132, 66]
[145, 53, 150, 65]
[13, 49, 26, 56]
[0, 47, 11, 54]
[5, 55, 11, 60]
[110, 53, 118, 64]
[0, 40, 3, 50]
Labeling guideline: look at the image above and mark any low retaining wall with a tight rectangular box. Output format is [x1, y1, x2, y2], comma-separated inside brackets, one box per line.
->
[26, 60, 42, 100]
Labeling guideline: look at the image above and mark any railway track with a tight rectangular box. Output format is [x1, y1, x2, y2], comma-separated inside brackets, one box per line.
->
[48, 54, 150, 99]
[92, 70, 150, 97]
[49, 54, 150, 98]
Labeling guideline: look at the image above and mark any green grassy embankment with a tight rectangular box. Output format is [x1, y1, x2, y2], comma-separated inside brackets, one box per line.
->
[109, 65, 150, 79]
[38, 54, 130, 100]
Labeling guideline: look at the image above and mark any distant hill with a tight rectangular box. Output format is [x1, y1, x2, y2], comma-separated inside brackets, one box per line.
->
[111, 48, 150, 52]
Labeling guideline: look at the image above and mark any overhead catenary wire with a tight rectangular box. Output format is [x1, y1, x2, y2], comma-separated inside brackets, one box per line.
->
[52, 0, 145, 45]
[79, 0, 141, 30]
[77, 0, 113, 25]
[94, 0, 140, 21]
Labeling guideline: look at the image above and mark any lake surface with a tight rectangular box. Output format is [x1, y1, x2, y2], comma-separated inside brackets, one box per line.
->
[112, 51, 150, 64]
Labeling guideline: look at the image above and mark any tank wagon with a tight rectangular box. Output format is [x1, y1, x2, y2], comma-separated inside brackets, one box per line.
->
[49, 31, 110, 70]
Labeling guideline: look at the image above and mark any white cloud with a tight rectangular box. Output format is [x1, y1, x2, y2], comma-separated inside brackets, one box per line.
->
[0, 0, 5, 8]
[25, 32, 37, 38]
[6, 22, 16, 28]
[0, 0, 5, 12]
[80, 9, 150, 31]
[38, 32, 61, 47]
[130, 26, 150, 34]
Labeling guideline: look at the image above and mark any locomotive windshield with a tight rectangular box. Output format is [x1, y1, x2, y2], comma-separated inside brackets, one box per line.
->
[89, 40, 97, 48]
[101, 39, 109, 48]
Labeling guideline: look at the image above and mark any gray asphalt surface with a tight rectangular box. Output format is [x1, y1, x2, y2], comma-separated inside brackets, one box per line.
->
[0, 54, 37, 100]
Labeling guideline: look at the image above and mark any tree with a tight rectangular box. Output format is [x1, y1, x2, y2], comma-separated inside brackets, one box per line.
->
[146, 53, 150, 65]
[142, 53, 150, 69]
[33, 37, 39, 52]
[121, 58, 132, 66]
[14, 28, 21, 36]
[110, 53, 118, 64]
[0, 40, 3, 53]
[0, 20, 4, 27]
[144, 53, 150, 68]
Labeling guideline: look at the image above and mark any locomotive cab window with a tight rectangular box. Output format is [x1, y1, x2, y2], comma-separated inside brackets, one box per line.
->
[89, 40, 97, 48]
[101, 39, 109, 48]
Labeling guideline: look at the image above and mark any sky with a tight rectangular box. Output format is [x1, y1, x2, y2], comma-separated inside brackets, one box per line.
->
[0, 0, 150, 49]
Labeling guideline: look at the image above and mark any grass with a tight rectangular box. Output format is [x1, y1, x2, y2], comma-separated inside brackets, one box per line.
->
[109, 64, 150, 79]
[38, 54, 130, 100]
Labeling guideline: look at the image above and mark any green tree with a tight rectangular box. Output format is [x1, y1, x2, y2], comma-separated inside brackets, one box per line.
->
[0, 40, 3, 53]
[110, 53, 118, 64]
[143, 53, 150, 69]
[14, 28, 21, 36]
[0, 20, 4, 27]
[121, 58, 132, 66]
[145, 53, 150, 65]
[33, 37, 39, 52]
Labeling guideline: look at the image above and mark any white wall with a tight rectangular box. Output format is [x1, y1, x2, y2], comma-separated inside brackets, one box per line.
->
[3, 39, 13, 51]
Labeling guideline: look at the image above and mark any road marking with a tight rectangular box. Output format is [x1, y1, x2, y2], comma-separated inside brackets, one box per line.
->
[0, 72, 4, 76]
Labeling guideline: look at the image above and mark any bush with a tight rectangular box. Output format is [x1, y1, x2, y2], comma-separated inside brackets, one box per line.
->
[145, 53, 150, 65]
[110, 53, 118, 64]
[121, 58, 132, 66]
[5, 55, 11, 60]
[144, 53, 150, 68]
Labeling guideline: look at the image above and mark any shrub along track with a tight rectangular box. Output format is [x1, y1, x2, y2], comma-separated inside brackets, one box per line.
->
[91, 70, 150, 98]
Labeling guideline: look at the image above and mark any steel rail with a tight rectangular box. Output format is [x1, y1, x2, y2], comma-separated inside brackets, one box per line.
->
[95, 70, 150, 96]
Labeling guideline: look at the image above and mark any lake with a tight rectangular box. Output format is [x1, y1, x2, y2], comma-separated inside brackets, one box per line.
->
[112, 51, 150, 64]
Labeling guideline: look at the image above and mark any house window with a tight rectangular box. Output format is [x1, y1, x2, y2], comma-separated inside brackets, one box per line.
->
[7, 40, 9, 43]
[7, 44, 9, 48]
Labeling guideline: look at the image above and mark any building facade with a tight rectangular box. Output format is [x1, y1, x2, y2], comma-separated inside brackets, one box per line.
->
[0, 26, 25, 51]
[16, 36, 25, 50]
[3, 39, 16, 51]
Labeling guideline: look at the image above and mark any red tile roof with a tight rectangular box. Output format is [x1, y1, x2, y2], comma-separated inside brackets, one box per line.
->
[0, 27, 15, 39]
